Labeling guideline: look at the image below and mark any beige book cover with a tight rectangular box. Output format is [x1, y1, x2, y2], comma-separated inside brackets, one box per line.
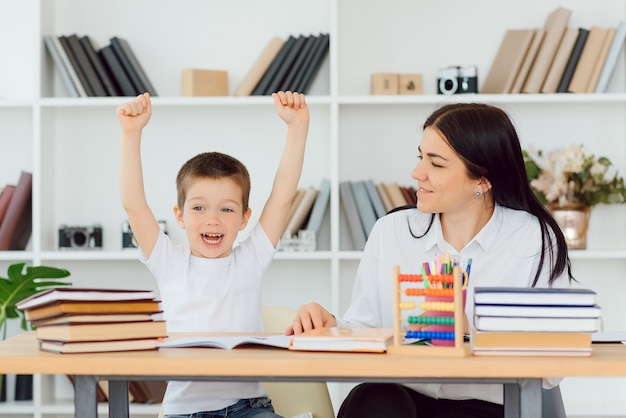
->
[282, 188, 306, 236]
[568, 26, 609, 93]
[541, 27, 579, 93]
[234, 36, 285, 96]
[522, 7, 572, 93]
[376, 182, 394, 212]
[586, 27, 616, 92]
[481, 29, 536, 94]
[510, 28, 545, 93]
[284, 187, 318, 237]
[384, 182, 408, 209]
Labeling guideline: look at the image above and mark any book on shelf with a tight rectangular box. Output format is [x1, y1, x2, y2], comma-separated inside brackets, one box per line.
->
[16, 287, 157, 311]
[265, 34, 308, 95]
[568, 26, 609, 93]
[522, 7, 572, 94]
[43, 35, 80, 97]
[400, 185, 417, 205]
[304, 178, 330, 233]
[32, 312, 158, 327]
[280, 34, 318, 92]
[541, 27, 579, 93]
[234, 36, 285, 96]
[284, 186, 318, 238]
[557, 27, 590, 92]
[339, 180, 366, 250]
[510, 28, 545, 94]
[79, 35, 121, 96]
[0, 184, 16, 228]
[595, 21, 626, 93]
[350, 180, 377, 237]
[383, 182, 408, 210]
[35, 320, 167, 342]
[376, 182, 394, 213]
[473, 287, 597, 306]
[39, 337, 162, 354]
[364, 179, 387, 219]
[0, 171, 32, 251]
[110, 36, 158, 96]
[481, 29, 536, 94]
[252, 35, 298, 95]
[586, 27, 617, 93]
[474, 304, 602, 318]
[282, 188, 306, 237]
[65, 34, 107, 96]
[58, 35, 95, 96]
[24, 299, 163, 322]
[158, 327, 394, 353]
[295, 33, 329, 94]
[99, 44, 139, 96]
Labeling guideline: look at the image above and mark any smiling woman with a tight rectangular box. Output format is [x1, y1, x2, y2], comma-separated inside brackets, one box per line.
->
[289, 102, 575, 418]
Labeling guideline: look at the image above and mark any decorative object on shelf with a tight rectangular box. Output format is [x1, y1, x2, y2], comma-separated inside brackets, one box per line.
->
[0, 262, 71, 397]
[524, 144, 626, 249]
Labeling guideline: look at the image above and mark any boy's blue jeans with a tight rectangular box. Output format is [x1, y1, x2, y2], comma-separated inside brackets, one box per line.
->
[165, 396, 282, 418]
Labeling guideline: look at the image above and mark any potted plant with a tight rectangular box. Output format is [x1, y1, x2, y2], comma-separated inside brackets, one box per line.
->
[0, 262, 71, 400]
[524, 144, 626, 249]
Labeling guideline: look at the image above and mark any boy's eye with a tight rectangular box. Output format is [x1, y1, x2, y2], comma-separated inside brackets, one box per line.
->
[192, 205, 203, 211]
[221, 208, 234, 213]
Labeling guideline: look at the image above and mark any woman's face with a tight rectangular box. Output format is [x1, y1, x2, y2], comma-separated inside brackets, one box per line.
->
[411, 126, 479, 214]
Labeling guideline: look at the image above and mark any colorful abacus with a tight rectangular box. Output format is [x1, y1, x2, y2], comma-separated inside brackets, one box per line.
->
[388, 262, 470, 356]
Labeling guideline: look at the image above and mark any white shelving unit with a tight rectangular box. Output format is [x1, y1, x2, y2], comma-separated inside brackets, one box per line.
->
[1, 0, 626, 416]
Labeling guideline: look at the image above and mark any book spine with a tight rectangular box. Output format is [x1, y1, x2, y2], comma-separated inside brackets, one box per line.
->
[556, 28, 590, 93]
[595, 21, 626, 93]
[43, 35, 80, 97]
[252, 35, 297, 96]
[109, 37, 145, 95]
[66, 34, 107, 96]
[234, 36, 285, 96]
[296, 33, 330, 94]
[110, 37, 158, 96]
[339, 181, 366, 250]
[79, 36, 121, 96]
[99, 45, 138, 96]
[54, 35, 88, 97]
[265, 35, 307, 95]
[58, 35, 95, 96]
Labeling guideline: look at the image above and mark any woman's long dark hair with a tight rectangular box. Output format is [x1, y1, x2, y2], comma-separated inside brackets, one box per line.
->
[412, 103, 572, 286]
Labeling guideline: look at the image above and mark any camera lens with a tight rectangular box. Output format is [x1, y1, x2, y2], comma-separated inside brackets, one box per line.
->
[72, 231, 87, 247]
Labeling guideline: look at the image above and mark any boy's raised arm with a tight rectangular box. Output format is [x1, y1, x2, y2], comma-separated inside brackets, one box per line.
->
[259, 91, 310, 247]
[118, 93, 160, 257]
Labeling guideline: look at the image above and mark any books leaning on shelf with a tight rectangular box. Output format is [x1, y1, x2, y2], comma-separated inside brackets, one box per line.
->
[17, 287, 166, 353]
[0, 171, 32, 250]
[472, 286, 601, 356]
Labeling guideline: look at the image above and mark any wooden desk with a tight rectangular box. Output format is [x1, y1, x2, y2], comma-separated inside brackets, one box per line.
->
[2, 333, 626, 418]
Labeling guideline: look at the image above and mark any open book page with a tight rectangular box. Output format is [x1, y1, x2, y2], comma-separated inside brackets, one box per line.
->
[157, 334, 292, 350]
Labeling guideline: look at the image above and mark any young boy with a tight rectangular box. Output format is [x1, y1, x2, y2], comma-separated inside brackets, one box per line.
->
[117, 91, 309, 417]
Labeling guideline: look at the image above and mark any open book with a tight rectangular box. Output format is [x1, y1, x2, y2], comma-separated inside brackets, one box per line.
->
[157, 327, 395, 353]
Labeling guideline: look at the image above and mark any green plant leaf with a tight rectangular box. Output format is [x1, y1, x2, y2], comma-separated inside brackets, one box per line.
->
[0, 263, 71, 340]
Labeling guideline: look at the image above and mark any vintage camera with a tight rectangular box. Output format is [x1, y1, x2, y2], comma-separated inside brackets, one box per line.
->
[59, 224, 103, 250]
[122, 220, 167, 249]
[437, 65, 478, 95]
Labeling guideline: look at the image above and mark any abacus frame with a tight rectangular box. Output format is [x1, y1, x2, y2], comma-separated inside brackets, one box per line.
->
[388, 265, 470, 356]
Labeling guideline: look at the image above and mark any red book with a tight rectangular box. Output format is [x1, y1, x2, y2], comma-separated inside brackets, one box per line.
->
[0, 172, 32, 250]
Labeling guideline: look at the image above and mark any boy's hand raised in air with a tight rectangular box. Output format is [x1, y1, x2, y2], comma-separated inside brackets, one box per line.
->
[117, 92, 152, 134]
[272, 91, 309, 127]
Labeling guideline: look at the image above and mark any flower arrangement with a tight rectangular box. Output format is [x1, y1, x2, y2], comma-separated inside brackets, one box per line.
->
[523, 144, 626, 207]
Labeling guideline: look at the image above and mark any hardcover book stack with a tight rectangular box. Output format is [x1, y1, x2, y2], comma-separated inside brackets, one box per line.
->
[471, 287, 602, 357]
[481, 6, 626, 94]
[16, 287, 167, 354]
[44, 33, 157, 97]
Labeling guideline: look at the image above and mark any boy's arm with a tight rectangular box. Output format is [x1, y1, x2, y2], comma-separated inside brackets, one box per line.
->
[259, 91, 310, 247]
[117, 93, 161, 257]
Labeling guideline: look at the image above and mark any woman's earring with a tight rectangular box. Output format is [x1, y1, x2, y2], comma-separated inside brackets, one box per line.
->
[475, 190, 482, 198]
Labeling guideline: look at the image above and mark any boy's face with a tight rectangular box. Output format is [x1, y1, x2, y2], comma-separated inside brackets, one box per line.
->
[174, 177, 251, 258]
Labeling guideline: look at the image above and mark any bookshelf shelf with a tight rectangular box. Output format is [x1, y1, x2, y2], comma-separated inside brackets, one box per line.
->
[2, 0, 626, 416]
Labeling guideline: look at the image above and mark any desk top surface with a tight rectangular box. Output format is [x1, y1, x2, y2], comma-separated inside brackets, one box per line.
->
[1, 332, 626, 379]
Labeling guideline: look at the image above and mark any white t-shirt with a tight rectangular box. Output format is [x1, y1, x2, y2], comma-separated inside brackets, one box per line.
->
[140, 223, 276, 415]
[336, 204, 569, 404]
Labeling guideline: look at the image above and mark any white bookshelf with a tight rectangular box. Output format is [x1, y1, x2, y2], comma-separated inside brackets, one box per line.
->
[1, 0, 626, 416]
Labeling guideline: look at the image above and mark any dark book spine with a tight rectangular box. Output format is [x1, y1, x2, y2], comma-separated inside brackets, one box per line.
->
[66, 34, 107, 96]
[79, 36, 121, 96]
[252, 35, 297, 95]
[557, 28, 590, 93]
[43, 35, 80, 97]
[110, 37, 157, 96]
[99, 45, 138, 96]
[265, 34, 307, 94]
[296, 33, 330, 94]
[281, 34, 317, 92]
[0, 171, 32, 250]
[58, 35, 95, 96]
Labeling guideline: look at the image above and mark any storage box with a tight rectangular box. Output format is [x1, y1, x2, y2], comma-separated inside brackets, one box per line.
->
[371, 73, 399, 95]
[181, 69, 229, 96]
[399, 74, 423, 95]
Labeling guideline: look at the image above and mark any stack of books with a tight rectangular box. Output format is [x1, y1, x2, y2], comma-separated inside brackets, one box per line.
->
[471, 287, 602, 357]
[16, 287, 166, 354]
